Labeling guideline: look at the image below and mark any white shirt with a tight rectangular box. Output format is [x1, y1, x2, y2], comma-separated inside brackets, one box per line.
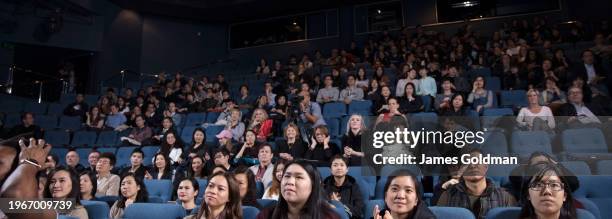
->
[573, 103, 601, 124]
[516, 106, 555, 129]
[585, 64, 596, 83]
[169, 148, 183, 164]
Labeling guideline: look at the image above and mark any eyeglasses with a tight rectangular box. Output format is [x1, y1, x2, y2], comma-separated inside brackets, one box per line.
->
[529, 181, 565, 191]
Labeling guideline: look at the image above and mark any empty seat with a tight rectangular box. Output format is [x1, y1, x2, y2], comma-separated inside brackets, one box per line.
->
[486, 163, 519, 187]
[562, 128, 608, 153]
[510, 131, 552, 155]
[45, 130, 70, 147]
[96, 131, 118, 147]
[242, 206, 260, 219]
[3, 113, 21, 128]
[47, 103, 64, 115]
[409, 113, 438, 130]
[421, 95, 432, 112]
[71, 131, 97, 147]
[37, 115, 58, 130]
[559, 161, 592, 175]
[323, 102, 346, 119]
[205, 112, 220, 123]
[317, 167, 331, 179]
[81, 200, 110, 219]
[141, 146, 160, 166]
[58, 116, 82, 131]
[430, 206, 476, 219]
[596, 160, 612, 175]
[196, 179, 208, 198]
[499, 90, 528, 108]
[184, 113, 206, 126]
[205, 125, 225, 144]
[325, 117, 341, 138]
[181, 126, 197, 144]
[123, 203, 185, 219]
[348, 100, 372, 116]
[485, 77, 501, 92]
[468, 67, 492, 79]
[144, 180, 173, 202]
[51, 148, 69, 164]
[482, 108, 514, 116]
[574, 176, 612, 198]
[1, 99, 24, 113]
[24, 102, 47, 115]
[476, 131, 509, 156]
[116, 147, 138, 168]
[590, 198, 612, 219]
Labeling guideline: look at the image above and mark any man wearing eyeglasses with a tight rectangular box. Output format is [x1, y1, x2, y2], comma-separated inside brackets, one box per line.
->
[557, 86, 603, 127]
[436, 148, 517, 219]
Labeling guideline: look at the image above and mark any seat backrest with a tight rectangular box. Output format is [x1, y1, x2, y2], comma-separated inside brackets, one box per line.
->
[329, 200, 349, 219]
[510, 131, 552, 155]
[45, 130, 70, 147]
[430, 206, 476, 219]
[477, 131, 509, 156]
[123, 203, 186, 219]
[596, 160, 612, 175]
[185, 113, 206, 126]
[364, 199, 385, 219]
[323, 102, 346, 119]
[205, 125, 225, 143]
[348, 100, 372, 115]
[562, 128, 607, 153]
[318, 167, 331, 179]
[324, 117, 341, 138]
[181, 126, 197, 144]
[141, 146, 160, 166]
[196, 179, 208, 198]
[484, 207, 520, 219]
[81, 200, 110, 219]
[242, 206, 261, 219]
[96, 131, 118, 146]
[59, 115, 82, 131]
[256, 199, 277, 208]
[559, 161, 592, 175]
[144, 180, 173, 202]
[115, 146, 138, 168]
[72, 131, 97, 147]
[38, 115, 58, 130]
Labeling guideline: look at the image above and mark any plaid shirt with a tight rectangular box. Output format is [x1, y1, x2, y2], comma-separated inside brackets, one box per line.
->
[437, 179, 517, 219]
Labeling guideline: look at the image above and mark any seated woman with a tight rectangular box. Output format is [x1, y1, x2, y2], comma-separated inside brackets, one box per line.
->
[145, 152, 173, 180]
[341, 114, 366, 166]
[186, 172, 242, 219]
[120, 115, 152, 146]
[372, 169, 435, 219]
[540, 77, 567, 107]
[323, 155, 365, 219]
[440, 94, 468, 117]
[435, 78, 456, 112]
[256, 160, 341, 219]
[467, 76, 494, 113]
[248, 108, 274, 142]
[44, 166, 89, 219]
[79, 171, 98, 201]
[159, 131, 186, 168]
[187, 155, 207, 180]
[304, 126, 340, 166]
[234, 130, 261, 166]
[519, 163, 577, 219]
[276, 123, 307, 161]
[262, 159, 287, 200]
[187, 128, 212, 161]
[516, 89, 555, 131]
[233, 166, 263, 209]
[399, 82, 424, 114]
[177, 178, 199, 215]
[269, 95, 288, 137]
[151, 117, 176, 145]
[110, 173, 149, 219]
[375, 97, 406, 126]
[85, 106, 105, 131]
[372, 85, 393, 115]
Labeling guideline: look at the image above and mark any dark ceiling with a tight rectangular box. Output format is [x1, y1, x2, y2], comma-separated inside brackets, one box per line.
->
[109, 0, 385, 23]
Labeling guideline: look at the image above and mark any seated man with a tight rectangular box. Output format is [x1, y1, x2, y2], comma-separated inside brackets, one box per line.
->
[65, 148, 85, 173]
[63, 94, 89, 119]
[339, 74, 364, 104]
[86, 149, 100, 173]
[7, 112, 42, 139]
[437, 148, 517, 219]
[322, 155, 365, 219]
[297, 91, 326, 141]
[95, 152, 120, 196]
[249, 144, 274, 190]
[316, 75, 340, 104]
[212, 148, 234, 173]
[105, 104, 127, 130]
[556, 86, 603, 127]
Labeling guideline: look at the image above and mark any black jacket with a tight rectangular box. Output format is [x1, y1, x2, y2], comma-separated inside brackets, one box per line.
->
[323, 175, 365, 219]
[341, 132, 362, 166]
[275, 139, 307, 160]
[304, 142, 340, 166]
[63, 102, 89, 119]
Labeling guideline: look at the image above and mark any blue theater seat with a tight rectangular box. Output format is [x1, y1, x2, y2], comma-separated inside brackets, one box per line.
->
[242, 206, 260, 219]
[144, 180, 173, 202]
[485, 207, 595, 219]
[58, 115, 82, 131]
[96, 131, 118, 147]
[562, 128, 608, 154]
[476, 131, 509, 156]
[559, 161, 592, 175]
[323, 102, 347, 119]
[430, 206, 476, 219]
[45, 130, 71, 147]
[71, 131, 97, 147]
[24, 102, 47, 115]
[184, 113, 206, 126]
[37, 115, 58, 130]
[81, 200, 110, 219]
[348, 100, 373, 116]
[123, 203, 185, 219]
[510, 131, 552, 155]
[181, 126, 197, 144]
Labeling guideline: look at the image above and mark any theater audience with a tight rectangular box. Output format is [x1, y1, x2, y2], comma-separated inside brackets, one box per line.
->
[212, 148, 234, 172]
[44, 166, 89, 219]
[262, 159, 287, 200]
[467, 76, 494, 113]
[340, 74, 365, 104]
[557, 86, 602, 126]
[145, 152, 173, 180]
[249, 143, 274, 190]
[187, 172, 242, 219]
[519, 163, 577, 219]
[63, 94, 89, 119]
[248, 108, 273, 142]
[276, 123, 307, 161]
[399, 83, 424, 114]
[372, 85, 393, 115]
[516, 89, 555, 131]
[96, 152, 120, 196]
[66, 149, 86, 173]
[85, 106, 105, 131]
[187, 155, 207, 179]
[177, 178, 199, 215]
[79, 171, 97, 201]
[437, 148, 517, 218]
[105, 104, 127, 131]
[323, 155, 365, 219]
[7, 112, 42, 139]
[540, 77, 567, 106]
[121, 115, 152, 146]
[435, 78, 456, 111]
[373, 169, 435, 219]
[305, 126, 340, 166]
[233, 166, 263, 209]
[256, 160, 341, 219]
[341, 114, 366, 166]
[119, 148, 147, 180]
[317, 75, 340, 104]
[187, 128, 211, 160]
[159, 131, 186, 167]
[110, 173, 149, 218]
